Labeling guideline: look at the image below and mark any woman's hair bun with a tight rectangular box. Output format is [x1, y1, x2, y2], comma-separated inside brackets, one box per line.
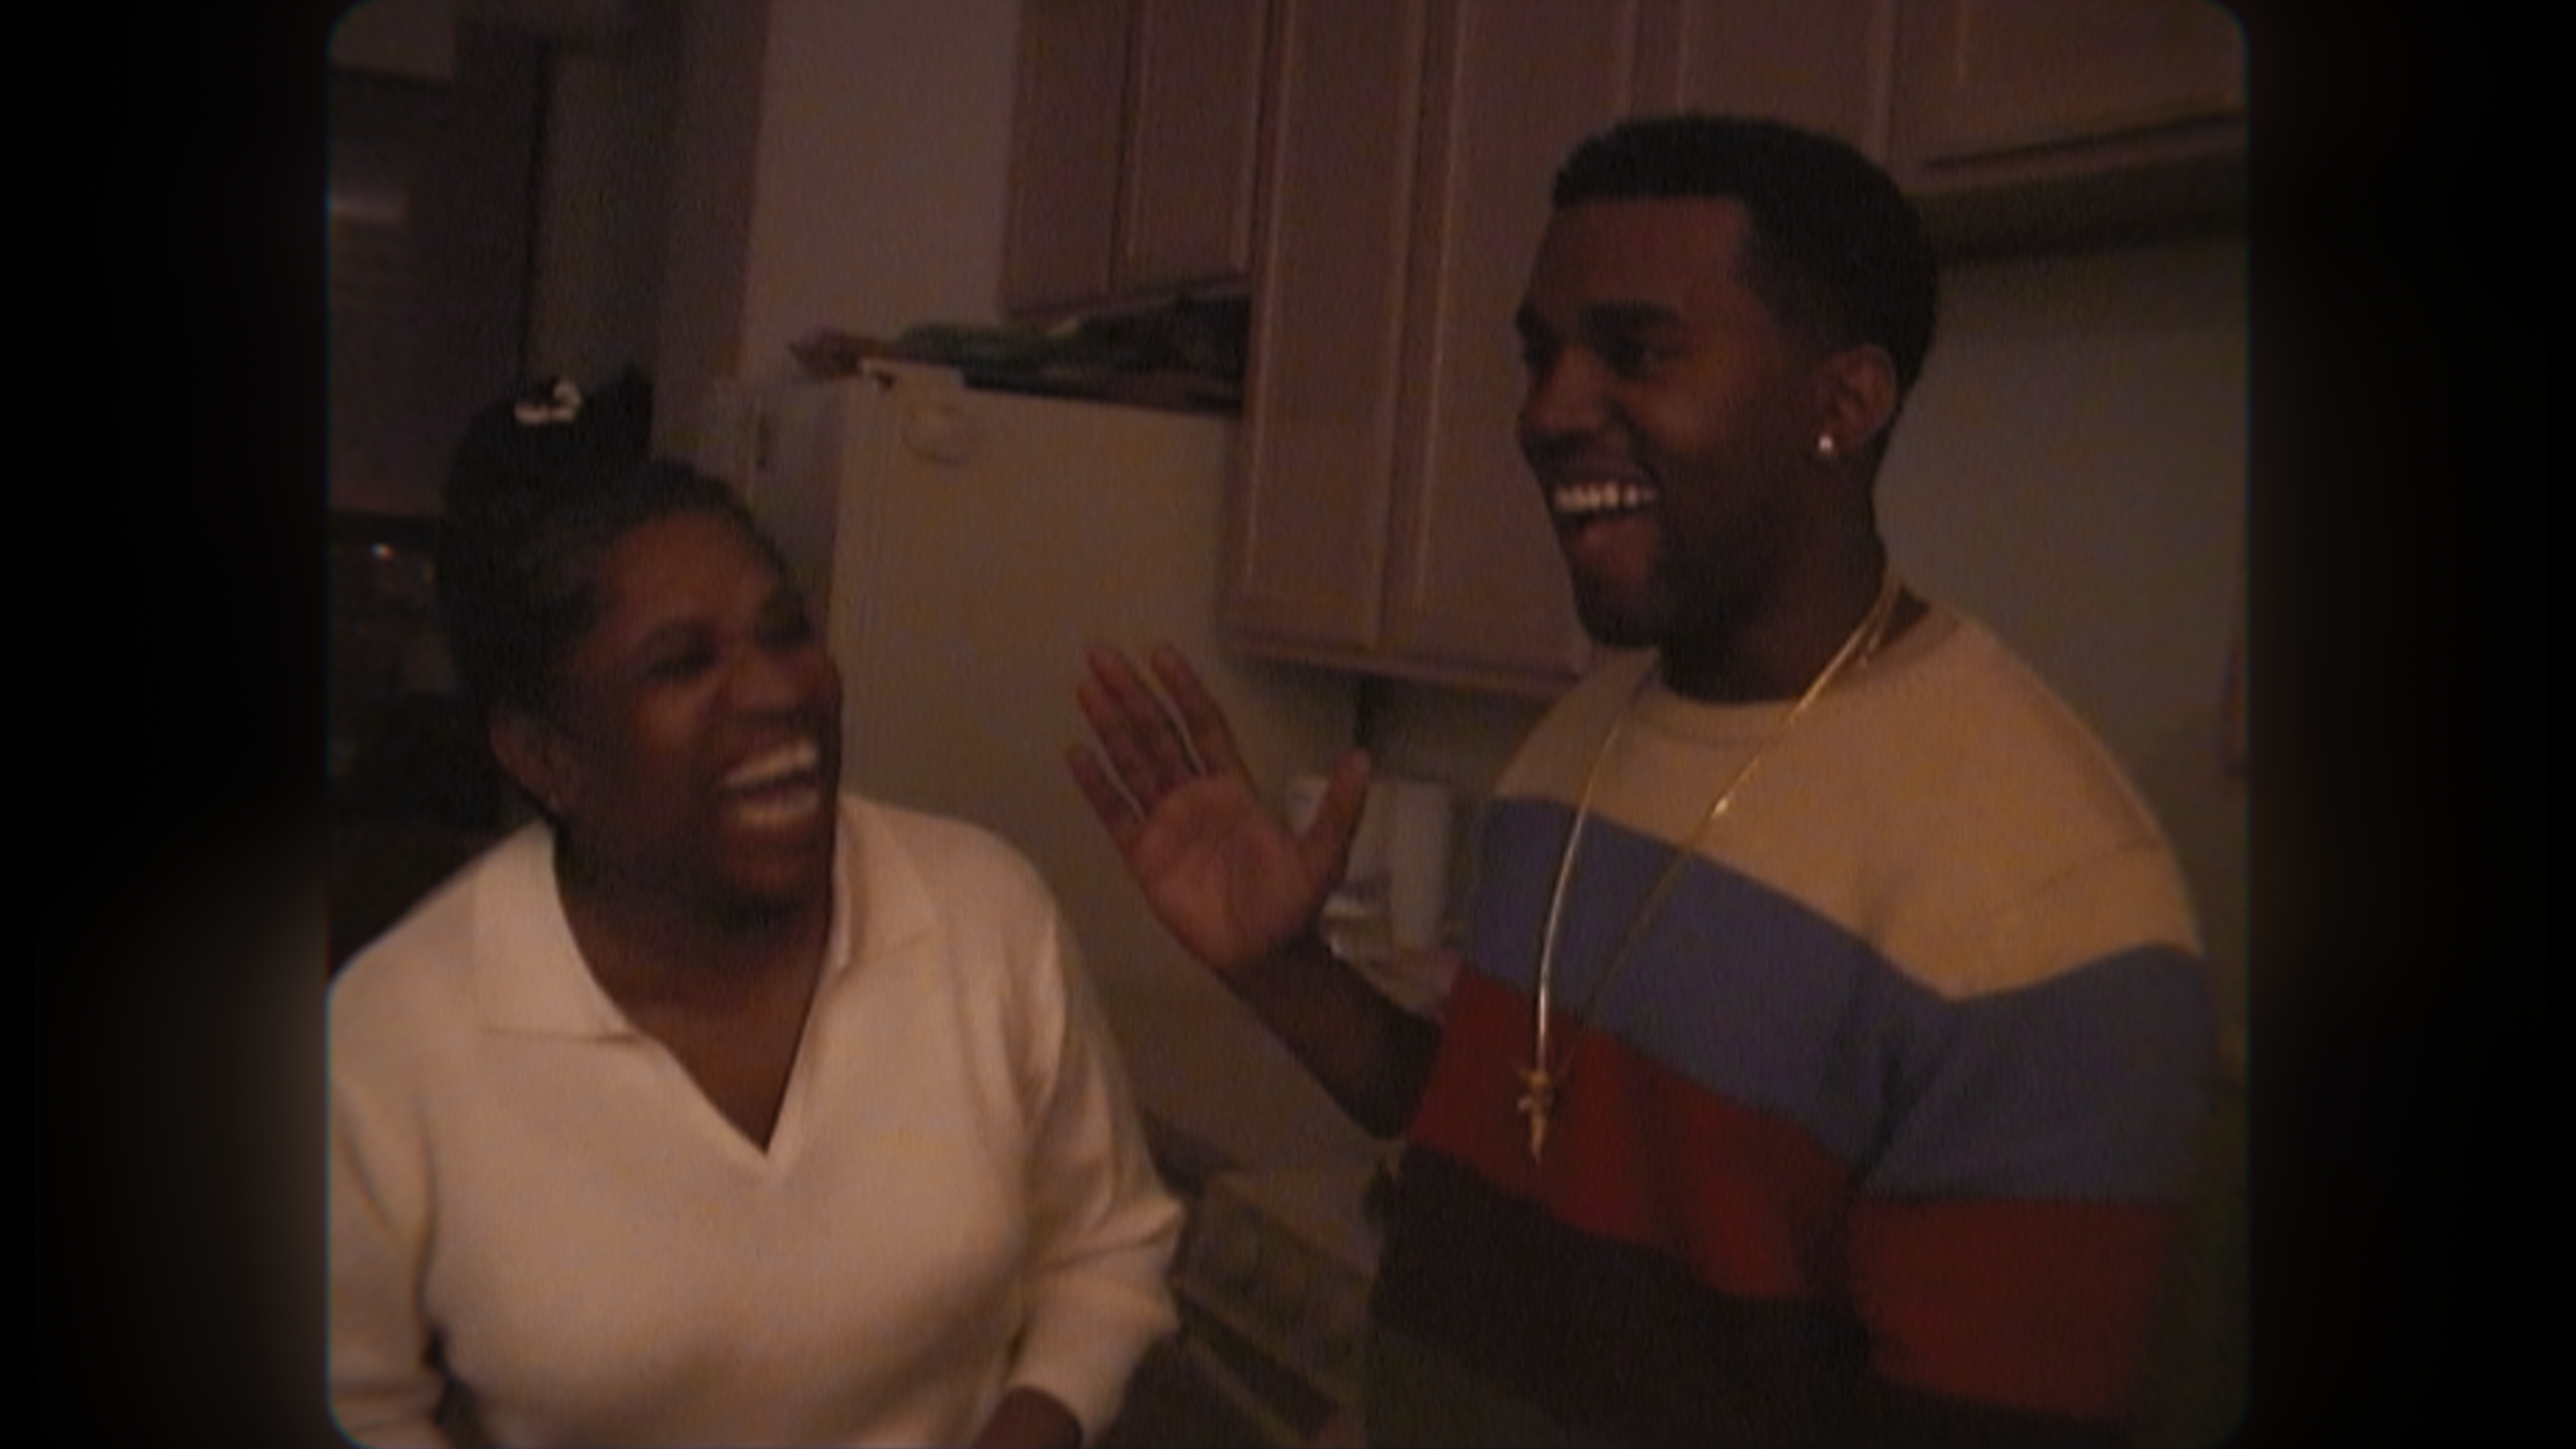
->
[442, 367, 655, 527]
[433, 368, 660, 718]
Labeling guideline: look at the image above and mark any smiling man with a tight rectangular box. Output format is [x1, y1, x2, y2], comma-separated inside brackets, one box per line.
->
[1071, 114, 2213, 1448]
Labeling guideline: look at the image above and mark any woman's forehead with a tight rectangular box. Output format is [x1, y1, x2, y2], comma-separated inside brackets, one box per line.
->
[586, 513, 786, 629]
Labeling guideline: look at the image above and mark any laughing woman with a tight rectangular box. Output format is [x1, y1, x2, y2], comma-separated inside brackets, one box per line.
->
[328, 378, 1181, 1448]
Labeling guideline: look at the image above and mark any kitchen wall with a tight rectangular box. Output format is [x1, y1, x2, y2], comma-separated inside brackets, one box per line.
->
[522, 0, 684, 390]
[429, 0, 1015, 451]
[644, 0, 1028, 455]
[340, 0, 700, 397]
[733, 0, 1024, 379]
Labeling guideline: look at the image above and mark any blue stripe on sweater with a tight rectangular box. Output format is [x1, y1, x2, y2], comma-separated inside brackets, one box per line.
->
[1463, 798, 2210, 1201]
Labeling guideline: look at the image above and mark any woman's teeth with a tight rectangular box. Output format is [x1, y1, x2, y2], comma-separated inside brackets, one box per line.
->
[725, 740, 820, 790]
[722, 740, 826, 826]
[1552, 481, 1657, 520]
[732, 788, 823, 829]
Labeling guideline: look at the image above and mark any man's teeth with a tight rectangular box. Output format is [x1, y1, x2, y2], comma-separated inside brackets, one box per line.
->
[1552, 482, 1656, 519]
[724, 740, 821, 791]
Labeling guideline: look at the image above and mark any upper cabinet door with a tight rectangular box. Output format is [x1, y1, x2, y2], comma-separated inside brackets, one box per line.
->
[1226, 0, 1431, 659]
[1001, 0, 1130, 317]
[1002, 0, 1269, 319]
[1638, 0, 1899, 159]
[1888, 0, 2245, 191]
[1116, 0, 1269, 296]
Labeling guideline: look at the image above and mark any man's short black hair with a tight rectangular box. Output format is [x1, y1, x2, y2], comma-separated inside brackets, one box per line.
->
[1552, 113, 1939, 395]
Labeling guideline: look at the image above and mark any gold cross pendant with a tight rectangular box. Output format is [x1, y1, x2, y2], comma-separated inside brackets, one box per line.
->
[1515, 1064, 1558, 1164]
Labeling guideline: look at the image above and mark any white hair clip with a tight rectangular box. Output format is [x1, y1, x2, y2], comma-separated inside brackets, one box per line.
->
[513, 379, 584, 427]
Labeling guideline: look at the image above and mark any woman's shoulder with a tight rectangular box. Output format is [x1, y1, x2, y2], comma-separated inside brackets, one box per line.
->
[833, 796, 1076, 1006]
[329, 825, 547, 1033]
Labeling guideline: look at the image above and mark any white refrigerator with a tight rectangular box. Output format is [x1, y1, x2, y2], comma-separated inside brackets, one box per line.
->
[696, 361, 1384, 1176]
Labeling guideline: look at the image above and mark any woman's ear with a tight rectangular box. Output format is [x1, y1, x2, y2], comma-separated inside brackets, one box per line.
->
[490, 709, 574, 820]
[1811, 343, 1900, 464]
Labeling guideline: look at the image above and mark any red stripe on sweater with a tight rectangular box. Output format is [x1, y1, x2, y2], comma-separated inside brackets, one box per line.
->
[1410, 969, 1850, 1299]
[1845, 1196, 2179, 1419]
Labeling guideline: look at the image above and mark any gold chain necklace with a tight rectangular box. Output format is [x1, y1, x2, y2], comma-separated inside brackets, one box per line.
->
[1516, 571, 1903, 1164]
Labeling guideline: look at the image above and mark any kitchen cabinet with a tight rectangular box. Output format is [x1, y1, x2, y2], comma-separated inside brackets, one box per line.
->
[1000, 0, 1269, 321]
[1638, 0, 1898, 158]
[1221, 0, 2244, 694]
[1886, 0, 2247, 251]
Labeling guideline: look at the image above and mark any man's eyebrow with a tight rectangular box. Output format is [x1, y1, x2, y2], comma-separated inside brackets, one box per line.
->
[1515, 301, 1684, 339]
[1578, 301, 1686, 333]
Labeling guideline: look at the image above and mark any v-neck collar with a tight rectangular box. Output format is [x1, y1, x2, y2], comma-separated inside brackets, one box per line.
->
[464, 807, 891, 1165]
